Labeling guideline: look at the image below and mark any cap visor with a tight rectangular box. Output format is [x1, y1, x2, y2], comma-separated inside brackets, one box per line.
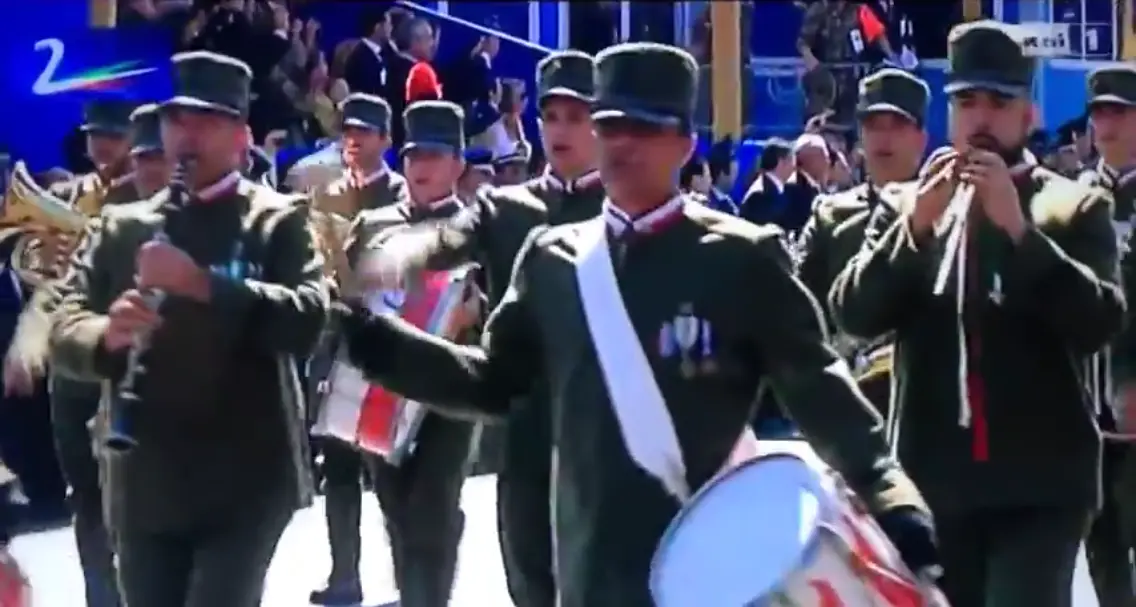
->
[343, 118, 380, 130]
[539, 88, 594, 105]
[591, 107, 682, 128]
[160, 97, 242, 117]
[400, 141, 458, 156]
[1088, 94, 1136, 108]
[944, 80, 1029, 98]
[81, 125, 128, 136]
[856, 103, 918, 124]
[130, 144, 163, 156]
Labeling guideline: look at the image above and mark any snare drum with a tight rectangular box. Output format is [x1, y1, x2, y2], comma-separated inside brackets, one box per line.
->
[651, 442, 926, 607]
[313, 266, 476, 465]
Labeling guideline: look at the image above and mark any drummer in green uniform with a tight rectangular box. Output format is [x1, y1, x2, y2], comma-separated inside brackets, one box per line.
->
[335, 42, 938, 607]
[50, 50, 326, 606]
[796, 68, 928, 411]
[352, 49, 603, 607]
[831, 22, 1124, 607]
[1082, 63, 1136, 606]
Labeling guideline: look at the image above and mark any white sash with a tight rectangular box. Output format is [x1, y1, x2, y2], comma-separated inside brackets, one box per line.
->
[573, 218, 690, 501]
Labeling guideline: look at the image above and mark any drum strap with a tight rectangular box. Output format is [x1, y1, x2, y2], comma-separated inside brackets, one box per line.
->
[573, 218, 690, 501]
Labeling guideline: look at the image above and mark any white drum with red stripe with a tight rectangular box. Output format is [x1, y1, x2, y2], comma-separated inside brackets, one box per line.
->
[650, 441, 935, 607]
[313, 266, 476, 465]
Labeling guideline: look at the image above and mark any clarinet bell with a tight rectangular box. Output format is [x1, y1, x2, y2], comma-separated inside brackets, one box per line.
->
[104, 400, 139, 452]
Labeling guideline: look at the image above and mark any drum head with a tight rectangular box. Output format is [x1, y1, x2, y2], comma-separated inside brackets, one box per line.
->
[651, 454, 825, 607]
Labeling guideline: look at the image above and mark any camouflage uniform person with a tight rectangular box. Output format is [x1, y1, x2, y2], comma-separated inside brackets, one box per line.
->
[336, 42, 938, 607]
[1083, 64, 1136, 607]
[51, 51, 326, 607]
[797, 68, 929, 412]
[797, 0, 877, 127]
[831, 22, 1124, 606]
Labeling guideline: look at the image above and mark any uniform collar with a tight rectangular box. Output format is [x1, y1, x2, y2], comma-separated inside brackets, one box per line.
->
[348, 165, 389, 189]
[403, 194, 461, 218]
[107, 171, 135, 190]
[544, 168, 600, 194]
[193, 171, 242, 202]
[603, 194, 685, 238]
[1098, 158, 1136, 187]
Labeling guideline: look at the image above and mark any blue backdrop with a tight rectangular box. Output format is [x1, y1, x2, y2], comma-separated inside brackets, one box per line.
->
[1, 4, 173, 171]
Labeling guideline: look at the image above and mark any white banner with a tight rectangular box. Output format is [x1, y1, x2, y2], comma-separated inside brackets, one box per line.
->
[1013, 22, 1073, 57]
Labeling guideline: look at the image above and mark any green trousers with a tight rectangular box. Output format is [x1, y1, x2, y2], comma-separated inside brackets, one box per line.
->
[936, 507, 1090, 607]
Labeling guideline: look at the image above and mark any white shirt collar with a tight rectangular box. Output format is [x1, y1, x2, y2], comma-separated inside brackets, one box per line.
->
[479, 51, 492, 69]
[194, 171, 242, 201]
[361, 37, 385, 61]
[349, 165, 389, 188]
[603, 195, 685, 237]
[766, 172, 784, 193]
[544, 168, 599, 193]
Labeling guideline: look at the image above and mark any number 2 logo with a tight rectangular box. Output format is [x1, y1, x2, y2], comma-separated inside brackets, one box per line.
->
[31, 37, 156, 96]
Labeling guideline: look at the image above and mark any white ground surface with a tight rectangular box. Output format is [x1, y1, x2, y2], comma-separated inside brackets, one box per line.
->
[8, 472, 1104, 607]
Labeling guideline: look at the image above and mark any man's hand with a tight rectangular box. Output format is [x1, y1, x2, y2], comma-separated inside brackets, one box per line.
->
[104, 290, 162, 352]
[909, 149, 959, 239]
[964, 150, 1026, 241]
[2, 354, 39, 398]
[135, 241, 210, 302]
[1117, 383, 1136, 434]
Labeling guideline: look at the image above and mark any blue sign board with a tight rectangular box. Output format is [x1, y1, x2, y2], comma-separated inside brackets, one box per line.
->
[1, 3, 173, 170]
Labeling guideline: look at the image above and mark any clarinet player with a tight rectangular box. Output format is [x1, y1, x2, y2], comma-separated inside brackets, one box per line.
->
[49, 51, 328, 607]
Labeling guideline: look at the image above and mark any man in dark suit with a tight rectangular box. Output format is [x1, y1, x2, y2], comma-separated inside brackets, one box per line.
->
[343, 9, 397, 98]
[781, 133, 830, 232]
[386, 17, 437, 150]
[740, 138, 794, 226]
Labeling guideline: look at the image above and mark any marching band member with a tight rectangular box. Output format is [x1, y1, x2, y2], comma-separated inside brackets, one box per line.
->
[830, 22, 1124, 607]
[128, 104, 174, 199]
[343, 100, 480, 607]
[50, 51, 327, 607]
[308, 92, 408, 607]
[336, 42, 938, 607]
[310, 93, 409, 215]
[6, 97, 142, 607]
[796, 67, 928, 411]
[354, 49, 603, 607]
[1081, 63, 1136, 606]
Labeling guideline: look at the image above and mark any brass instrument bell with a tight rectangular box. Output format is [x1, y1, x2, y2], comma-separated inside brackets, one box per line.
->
[0, 161, 89, 287]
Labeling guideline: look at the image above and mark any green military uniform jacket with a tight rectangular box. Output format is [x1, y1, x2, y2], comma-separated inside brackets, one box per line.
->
[311, 169, 409, 221]
[408, 171, 605, 305]
[1081, 163, 1136, 391]
[797, 182, 905, 411]
[831, 165, 1124, 513]
[340, 196, 926, 607]
[387, 171, 605, 478]
[49, 178, 328, 533]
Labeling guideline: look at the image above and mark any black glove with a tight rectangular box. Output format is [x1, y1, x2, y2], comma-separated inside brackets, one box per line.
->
[874, 506, 941, 578]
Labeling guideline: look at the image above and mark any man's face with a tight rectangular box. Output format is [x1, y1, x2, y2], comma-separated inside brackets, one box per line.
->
[131, 151, 173, 191]
[458, 168, 493, 197]
[160, 108, 244, 170]
[596, 119, 693, 202]
[86, 133, 129, 169]
[410, 23, 434, 59]
[949, 90, 1032, 156]
[342, 126, 387, 168]
[859, 112, 927, 181]
[796, 147, 829, 183]
[539, 98, 596, 174]
[403, 148, 460, 199]
[1090, 103, 1136, 158]
[774, 155, 795, 181]
[495, 162, 528, 186]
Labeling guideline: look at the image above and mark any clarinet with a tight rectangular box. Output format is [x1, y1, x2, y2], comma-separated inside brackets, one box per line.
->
[104, 158, 190, 452]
